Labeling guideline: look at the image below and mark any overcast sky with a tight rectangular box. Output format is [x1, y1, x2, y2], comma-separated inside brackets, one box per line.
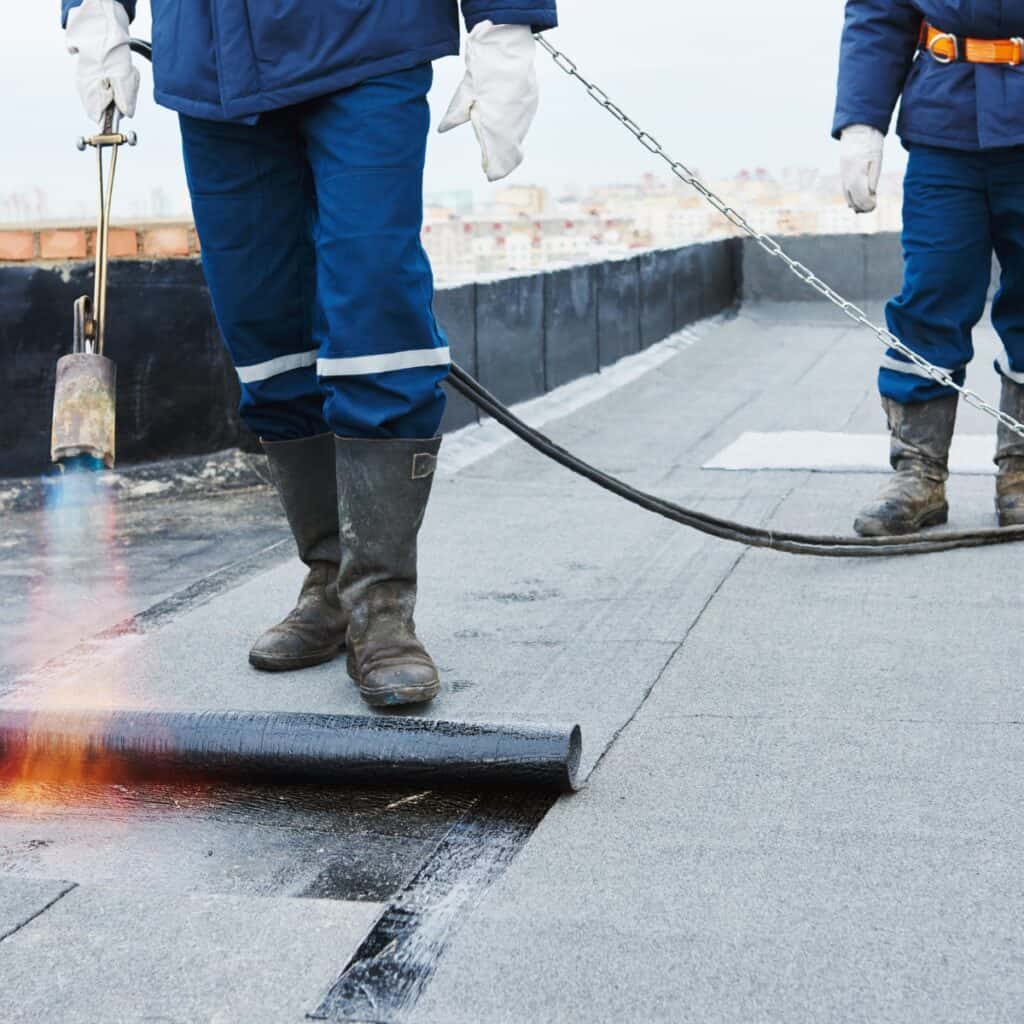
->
[0, 2, 908, 220]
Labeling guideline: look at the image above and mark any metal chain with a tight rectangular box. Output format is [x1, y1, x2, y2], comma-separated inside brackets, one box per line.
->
[537, 35, 1024, 440]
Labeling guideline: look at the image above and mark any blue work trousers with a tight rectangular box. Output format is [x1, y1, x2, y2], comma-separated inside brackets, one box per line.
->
[179, 64, 448, 441]
[882, 144, 1024, 404]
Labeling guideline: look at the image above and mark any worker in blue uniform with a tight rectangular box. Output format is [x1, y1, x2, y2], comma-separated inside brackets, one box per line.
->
[835, 1, 1024, 536]
[63, 0, 557, 706]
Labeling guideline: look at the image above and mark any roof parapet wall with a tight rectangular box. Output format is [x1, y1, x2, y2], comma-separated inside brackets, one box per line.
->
[0, 241, 743, 479]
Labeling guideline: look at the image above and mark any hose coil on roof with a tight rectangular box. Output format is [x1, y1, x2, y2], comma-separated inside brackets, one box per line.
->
[448, 365, 1024, 558]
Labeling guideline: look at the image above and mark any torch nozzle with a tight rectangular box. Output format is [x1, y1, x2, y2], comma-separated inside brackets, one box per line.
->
[50, 352, 117, 470]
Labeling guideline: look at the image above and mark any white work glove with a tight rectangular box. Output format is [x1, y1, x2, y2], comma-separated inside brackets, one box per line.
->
[840, 125, 885, 214]
[438, 21, 539, 183]
[65, 0, 140, 125]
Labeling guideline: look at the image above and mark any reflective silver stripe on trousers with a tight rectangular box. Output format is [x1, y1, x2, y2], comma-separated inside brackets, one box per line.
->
[880, 354, 957, 382]
[996, 351, 1024, 385]
[236, 349, 319, 384]
[318, 347, 451, 377]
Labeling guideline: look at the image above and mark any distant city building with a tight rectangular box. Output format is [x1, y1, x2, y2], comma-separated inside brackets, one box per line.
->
[423, 188, 475, 217]
[421, 169, 903, 284]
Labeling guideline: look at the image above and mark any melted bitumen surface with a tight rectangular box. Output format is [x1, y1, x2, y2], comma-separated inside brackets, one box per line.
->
[0, 780, 474, 904]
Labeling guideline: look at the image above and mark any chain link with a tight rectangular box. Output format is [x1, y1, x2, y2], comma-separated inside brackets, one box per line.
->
[537, 35, 1024, 440]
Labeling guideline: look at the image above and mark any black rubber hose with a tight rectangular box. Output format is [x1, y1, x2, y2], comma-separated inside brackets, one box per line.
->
[0, 709, 582, 793]
[129, 37, 1022, 557]
[447, 364, 1024, 558]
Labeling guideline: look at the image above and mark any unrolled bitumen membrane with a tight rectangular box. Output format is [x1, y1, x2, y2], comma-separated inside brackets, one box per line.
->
[0, 708, 582, 793]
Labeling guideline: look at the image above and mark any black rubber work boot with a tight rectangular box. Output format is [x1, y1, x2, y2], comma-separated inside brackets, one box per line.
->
[854, 395, 958, 537]
[334, 436, 442, 708]
[249, 433, 349, 672]
[995, 377, 1024, 527]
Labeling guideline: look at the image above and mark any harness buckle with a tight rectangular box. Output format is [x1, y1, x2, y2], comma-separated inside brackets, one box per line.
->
[1013, 38, 1024, 66]
[927, 31, 959, 64]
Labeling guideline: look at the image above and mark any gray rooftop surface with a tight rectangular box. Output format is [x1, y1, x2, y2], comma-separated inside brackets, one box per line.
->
[0, 301, 1021, 1023]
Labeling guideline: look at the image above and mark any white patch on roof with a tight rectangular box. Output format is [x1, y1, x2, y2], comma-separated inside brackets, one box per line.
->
[704, 431, 998, 476]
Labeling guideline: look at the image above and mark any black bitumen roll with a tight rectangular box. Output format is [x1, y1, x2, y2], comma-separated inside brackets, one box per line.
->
[0, 708, 582, 793]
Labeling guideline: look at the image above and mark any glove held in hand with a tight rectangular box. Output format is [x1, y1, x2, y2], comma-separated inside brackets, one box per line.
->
[840, 125, 885, 214]
[439, 21, 539, 183]
[66, 0, 140, 125]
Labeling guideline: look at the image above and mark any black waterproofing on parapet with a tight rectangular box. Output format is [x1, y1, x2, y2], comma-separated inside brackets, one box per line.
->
[0, 709, 582, 793]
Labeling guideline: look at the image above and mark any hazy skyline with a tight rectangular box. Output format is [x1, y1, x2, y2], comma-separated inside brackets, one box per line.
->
[1, 2, 908, 220]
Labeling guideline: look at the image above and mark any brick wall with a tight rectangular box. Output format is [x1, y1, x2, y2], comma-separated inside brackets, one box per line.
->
[0, 222, 200, 263]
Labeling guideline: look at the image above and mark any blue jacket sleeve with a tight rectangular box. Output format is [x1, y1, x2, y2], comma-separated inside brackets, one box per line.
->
[62, 0, 136, 28]
[461, 0, 557, 32]
[832, 0, 922, 139]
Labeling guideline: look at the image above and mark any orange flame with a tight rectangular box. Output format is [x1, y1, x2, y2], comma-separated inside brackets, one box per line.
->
[4, 464, 128, 801]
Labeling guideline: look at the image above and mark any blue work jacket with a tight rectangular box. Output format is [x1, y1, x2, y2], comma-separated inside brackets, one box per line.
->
[833, 0, 1024, 150]
[62, 0, 558, 123]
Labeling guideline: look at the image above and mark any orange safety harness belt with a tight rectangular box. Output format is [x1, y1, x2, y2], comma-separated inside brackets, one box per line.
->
[920, 23, 1024, 65]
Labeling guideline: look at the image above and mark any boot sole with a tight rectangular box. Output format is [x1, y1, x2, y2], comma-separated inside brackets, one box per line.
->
[249, 645, 344, 673]
[853, 504, 948, 538]
[358, 681, 440, 708]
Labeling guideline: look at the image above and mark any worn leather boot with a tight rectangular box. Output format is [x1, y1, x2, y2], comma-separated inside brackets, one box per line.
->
[249, 433, 349, 671]
[334, 436, 441, 708]
[995, 377, 1024, 527]
[854, 395, 958, 537]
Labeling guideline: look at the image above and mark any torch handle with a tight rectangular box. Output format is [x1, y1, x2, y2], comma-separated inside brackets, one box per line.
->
[76, 105, 137, 356]
[92, 118, 117, 355]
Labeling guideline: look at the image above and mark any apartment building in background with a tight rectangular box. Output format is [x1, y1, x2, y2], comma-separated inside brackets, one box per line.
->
[423, 169, 903, 283]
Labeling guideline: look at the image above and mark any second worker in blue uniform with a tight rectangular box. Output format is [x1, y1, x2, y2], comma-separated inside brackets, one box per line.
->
[835, 0, 1024, 536]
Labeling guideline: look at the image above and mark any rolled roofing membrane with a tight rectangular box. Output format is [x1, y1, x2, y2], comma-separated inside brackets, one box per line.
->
[0, 709, 582, 793]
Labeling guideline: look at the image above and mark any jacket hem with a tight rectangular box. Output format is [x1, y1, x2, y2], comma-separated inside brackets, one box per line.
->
[155, 90, 256, 124]
[897, 128, 984, 152]
[157, 40, 458, 123]
[463, 7, 558, 30]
